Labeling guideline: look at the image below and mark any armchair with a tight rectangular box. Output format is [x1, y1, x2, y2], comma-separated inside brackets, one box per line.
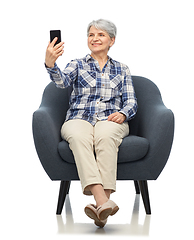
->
[32, 76, 174, 215]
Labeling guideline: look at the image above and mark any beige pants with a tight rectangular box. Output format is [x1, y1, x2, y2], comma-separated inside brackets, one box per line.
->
[61, 119, 129, 195]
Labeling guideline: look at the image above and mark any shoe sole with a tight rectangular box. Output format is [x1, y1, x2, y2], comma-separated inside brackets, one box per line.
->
[98, 207, 112, 221]
[84, 207, 99, 222]
[110, 206, 119, 216]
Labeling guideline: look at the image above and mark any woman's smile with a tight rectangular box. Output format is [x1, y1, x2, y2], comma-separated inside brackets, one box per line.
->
[92, 43, 102, 46]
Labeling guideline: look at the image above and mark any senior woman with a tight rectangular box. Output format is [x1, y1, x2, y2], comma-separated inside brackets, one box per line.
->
[45, 19, 137, 227]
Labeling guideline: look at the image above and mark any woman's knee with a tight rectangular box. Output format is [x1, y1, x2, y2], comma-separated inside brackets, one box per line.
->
[65, 131, 93, 146]
[61, 119, 93, 141]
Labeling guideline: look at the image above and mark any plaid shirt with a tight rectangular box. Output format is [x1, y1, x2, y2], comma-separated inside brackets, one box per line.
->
[46, 54, 137, 126]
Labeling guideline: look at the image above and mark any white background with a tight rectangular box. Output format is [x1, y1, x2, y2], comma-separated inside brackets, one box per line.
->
[1, 0, 193, 239]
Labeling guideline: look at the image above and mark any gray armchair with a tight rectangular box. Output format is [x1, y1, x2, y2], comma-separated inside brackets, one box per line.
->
[32, 76, 174, 215]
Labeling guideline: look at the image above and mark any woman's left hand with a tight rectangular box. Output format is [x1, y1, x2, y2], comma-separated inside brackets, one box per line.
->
[108, 112, 126, 124]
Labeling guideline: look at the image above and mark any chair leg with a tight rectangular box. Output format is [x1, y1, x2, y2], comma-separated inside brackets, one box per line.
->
[138, 180, 151, 215]
[56, 181, 71, 215]
[134, 181, 140, 194]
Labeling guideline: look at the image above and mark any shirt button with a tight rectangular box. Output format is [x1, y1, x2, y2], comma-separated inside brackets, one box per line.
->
[102, 73, 104, 76]
[102, 84, 105, 87]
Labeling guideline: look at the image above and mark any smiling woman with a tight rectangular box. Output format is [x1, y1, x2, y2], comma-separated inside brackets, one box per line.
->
[44, 19, 137, 228]
[87, 26, 115, 69]
[87, 19, 116, 68]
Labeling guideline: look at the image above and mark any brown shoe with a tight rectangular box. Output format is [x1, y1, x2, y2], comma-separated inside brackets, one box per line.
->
[97, 200, 119, 221]
[84, 204, 107, 228]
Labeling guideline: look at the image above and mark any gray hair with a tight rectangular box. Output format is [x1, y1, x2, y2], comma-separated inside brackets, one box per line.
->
[87, 19, 117, 39]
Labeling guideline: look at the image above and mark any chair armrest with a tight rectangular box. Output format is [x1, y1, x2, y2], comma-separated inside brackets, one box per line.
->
[33, 106, 79, 180]
[32, 107, 64, 177]
[33, 106, 61, 146]
[138, 104, 174, 148]
[119, 103, 174, 180]
[137, 103, 174, 178]
[32, 82, 80, 180]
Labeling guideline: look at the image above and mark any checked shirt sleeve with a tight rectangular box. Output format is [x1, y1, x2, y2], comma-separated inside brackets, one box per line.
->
[45, 60, 78, 89]
[119, 66, 138, 121]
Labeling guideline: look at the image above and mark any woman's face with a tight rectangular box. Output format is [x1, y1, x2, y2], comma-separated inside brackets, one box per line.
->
[88, 26, 115, 55]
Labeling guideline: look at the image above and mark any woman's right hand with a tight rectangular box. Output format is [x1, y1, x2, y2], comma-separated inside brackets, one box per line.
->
[45, 37, 64, 68]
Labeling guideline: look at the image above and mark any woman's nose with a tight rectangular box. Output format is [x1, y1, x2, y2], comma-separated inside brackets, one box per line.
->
[93, 35, 99, 41]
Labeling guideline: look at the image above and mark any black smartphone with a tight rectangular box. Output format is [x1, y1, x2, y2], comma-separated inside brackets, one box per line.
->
[50, 30, 61, 46]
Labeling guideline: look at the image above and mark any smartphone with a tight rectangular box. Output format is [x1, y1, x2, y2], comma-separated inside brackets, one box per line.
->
[50, 30, 61, 46]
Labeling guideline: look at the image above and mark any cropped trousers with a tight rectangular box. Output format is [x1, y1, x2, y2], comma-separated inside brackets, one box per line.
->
[61, 119, 129, 195]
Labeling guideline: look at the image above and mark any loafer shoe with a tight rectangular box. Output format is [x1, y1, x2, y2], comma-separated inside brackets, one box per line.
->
[97, 200, 119, 221]
[84, 204, 107, 228]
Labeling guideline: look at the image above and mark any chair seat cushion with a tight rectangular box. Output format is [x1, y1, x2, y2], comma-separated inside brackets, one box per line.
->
[58, 135, 149, 164]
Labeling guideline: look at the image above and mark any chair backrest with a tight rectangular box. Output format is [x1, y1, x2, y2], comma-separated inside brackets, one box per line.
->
[129, 76, 164, 135]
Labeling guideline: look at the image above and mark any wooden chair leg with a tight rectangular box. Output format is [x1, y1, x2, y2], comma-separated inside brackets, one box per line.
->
[134, 180, 140, 194]
[56, 181, 71, 215]
[138, 180, 151, 215]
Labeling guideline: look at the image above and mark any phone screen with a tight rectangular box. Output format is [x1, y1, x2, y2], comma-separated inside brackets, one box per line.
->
[50, 30, 61, 46]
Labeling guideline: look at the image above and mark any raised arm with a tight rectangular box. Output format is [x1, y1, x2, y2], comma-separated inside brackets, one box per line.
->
[45, 37, 64, 68]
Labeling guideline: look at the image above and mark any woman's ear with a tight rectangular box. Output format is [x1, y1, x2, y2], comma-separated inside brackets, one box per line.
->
[110, 37, 115, 48]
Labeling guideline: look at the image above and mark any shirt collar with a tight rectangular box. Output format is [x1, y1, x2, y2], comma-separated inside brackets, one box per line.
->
[85, 54, 115, 66]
